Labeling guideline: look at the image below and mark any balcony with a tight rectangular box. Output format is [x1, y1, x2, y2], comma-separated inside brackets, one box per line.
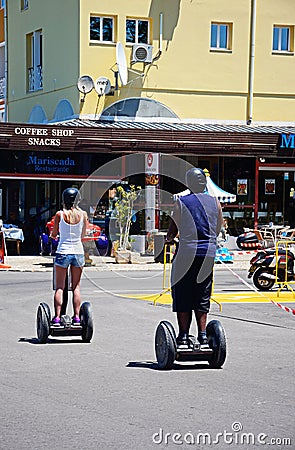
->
[21, 0, 29, 11]
[0, 77, 5, 98]
[28, 65, 43, 92]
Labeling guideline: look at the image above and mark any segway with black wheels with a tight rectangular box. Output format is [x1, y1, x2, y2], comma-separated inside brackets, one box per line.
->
[79, 302, 94, 343]
[155, 319, 226, 370]
[36, 302, 51, 344]
[155, 321, 177, 370]
[206, 319, 226, 368]
[36, 266, 94, 343]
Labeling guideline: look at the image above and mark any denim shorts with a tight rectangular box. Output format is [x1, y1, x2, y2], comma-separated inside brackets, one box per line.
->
[54, 253, 85, 268]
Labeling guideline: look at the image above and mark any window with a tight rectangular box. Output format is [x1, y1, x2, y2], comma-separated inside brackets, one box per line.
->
[210, 22, 232, 50]
[90, 15, 114, 42]
[273, 25, 294, 52]
[126, 18, 150, 44]
[21, 0, 29, 10]
[26, 30, 42, 92]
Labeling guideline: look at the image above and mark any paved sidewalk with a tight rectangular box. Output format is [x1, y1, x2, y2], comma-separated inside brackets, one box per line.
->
[1, 251, 252, 272]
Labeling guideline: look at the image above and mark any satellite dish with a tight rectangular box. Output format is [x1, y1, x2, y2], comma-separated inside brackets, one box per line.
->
[116, 42, 128, 86]
[95, 76, 111, 96]
[77, 75, 94, 94]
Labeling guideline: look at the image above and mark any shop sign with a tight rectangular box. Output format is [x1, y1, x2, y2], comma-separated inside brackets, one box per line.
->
[14, 126, 74, 147]
[145, 153, 159, 186]
[26, 154, 75, 173]
[279, 133, 295, 149]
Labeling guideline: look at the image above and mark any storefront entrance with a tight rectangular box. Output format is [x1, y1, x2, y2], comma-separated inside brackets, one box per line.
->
[255, 161, 295, 228]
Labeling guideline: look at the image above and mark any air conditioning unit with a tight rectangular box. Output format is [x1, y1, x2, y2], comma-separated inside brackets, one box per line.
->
[132, 44, 153, 63]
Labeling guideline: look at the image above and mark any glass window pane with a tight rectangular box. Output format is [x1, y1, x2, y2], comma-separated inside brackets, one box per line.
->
[273, 27, 279, 50]
[281, 28, 289, 51]
[211, 24, 217, 47]
[102, 18, 113, 42]
[90, 17, 100, 40]
[126, 19, 136, 43]
[138, 20, 148, 44]
[219, 25, 228, 48]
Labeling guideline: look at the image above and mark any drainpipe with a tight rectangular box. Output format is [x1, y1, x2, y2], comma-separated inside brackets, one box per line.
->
[159, 13, 163, 52]
[247, 0, 257, 125]
[4, 0, 8, 122]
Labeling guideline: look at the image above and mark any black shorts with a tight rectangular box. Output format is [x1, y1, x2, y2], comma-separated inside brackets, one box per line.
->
[171, 256, 214, 313]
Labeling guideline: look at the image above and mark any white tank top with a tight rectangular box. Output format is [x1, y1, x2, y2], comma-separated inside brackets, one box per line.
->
[56, 211, 84, 255]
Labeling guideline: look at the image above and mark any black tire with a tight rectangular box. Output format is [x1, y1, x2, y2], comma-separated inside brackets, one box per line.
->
[80, 302, 94, 343]
[41, 302, 51, 324]
[36, 303, 50, 343]
[155, 321, 176, 370]
[253, 268, 275, 291]
[206, 320, 227, 369]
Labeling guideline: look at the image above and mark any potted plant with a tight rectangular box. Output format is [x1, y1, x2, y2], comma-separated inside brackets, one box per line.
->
[113, 184, 141, 263]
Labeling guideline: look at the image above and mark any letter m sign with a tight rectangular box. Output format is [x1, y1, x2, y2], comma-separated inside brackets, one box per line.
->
[280, 133, 295, 149]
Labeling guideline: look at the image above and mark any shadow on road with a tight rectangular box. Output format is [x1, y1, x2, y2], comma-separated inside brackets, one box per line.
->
[127, 361, 213, 371]
[18, 337, 86, 345]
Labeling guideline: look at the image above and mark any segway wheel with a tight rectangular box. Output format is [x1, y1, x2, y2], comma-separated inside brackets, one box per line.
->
[80, 302, 94, 343]
[36, 303, 50, 343]
[155, 321, 176, 370]
[206, 320, 227, 369]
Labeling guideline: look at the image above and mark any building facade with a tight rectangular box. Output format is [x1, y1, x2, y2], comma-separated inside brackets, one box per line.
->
[4, 0, 295, 124]
[0, 1, 295, 253]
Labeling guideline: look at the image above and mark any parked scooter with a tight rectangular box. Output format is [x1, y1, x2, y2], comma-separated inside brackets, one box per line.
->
[248, 246, 295, 291]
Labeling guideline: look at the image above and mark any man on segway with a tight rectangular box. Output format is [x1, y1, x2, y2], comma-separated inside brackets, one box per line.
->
[165, 168, 223, 348]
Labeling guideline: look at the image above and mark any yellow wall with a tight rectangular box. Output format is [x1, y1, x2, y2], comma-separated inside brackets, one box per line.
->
[7, 0, 80, 122]
[6, 0, 295, 123]
[253, 0, 295, 121]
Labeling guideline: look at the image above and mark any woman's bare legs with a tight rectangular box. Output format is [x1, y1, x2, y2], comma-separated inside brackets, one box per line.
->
[54, 265, 67, 317]
[70, 265, 83, 317]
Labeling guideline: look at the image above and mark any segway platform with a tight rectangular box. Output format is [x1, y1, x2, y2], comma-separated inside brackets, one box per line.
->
[155, 320, 227, 370]
[176, 335, 213, 361]
[50, 314, 83, 337]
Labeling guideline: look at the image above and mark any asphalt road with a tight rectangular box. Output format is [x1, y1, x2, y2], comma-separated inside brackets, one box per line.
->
[0, 269, 294, 450]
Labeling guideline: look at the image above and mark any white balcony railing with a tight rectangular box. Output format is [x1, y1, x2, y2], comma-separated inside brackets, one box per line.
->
[28, 65, 43, 92]
[0, 77, 5, 98]
[22, 0, 29, 11]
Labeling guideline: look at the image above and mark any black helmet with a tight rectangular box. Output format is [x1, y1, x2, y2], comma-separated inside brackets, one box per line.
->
[62, 187, 81, 208]
[185, 168, 207, 193]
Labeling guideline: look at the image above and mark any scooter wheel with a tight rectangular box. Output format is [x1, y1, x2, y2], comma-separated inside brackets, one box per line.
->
[36, 303, 50, 343]
[80, 302, 94, 343]
[206, 320, 227, 369]
[253, 268, 275, 291]
[155, 321, 176, 370]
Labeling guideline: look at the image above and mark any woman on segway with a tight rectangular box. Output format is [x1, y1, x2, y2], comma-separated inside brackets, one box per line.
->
[50, 187, 88, 326]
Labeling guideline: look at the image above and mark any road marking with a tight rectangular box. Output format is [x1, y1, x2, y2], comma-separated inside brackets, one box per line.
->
[109, 290, 295, 305]
[93, 289, 161, 293]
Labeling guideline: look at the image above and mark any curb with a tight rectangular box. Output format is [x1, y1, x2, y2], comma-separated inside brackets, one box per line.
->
[1, 257, 251, 272]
